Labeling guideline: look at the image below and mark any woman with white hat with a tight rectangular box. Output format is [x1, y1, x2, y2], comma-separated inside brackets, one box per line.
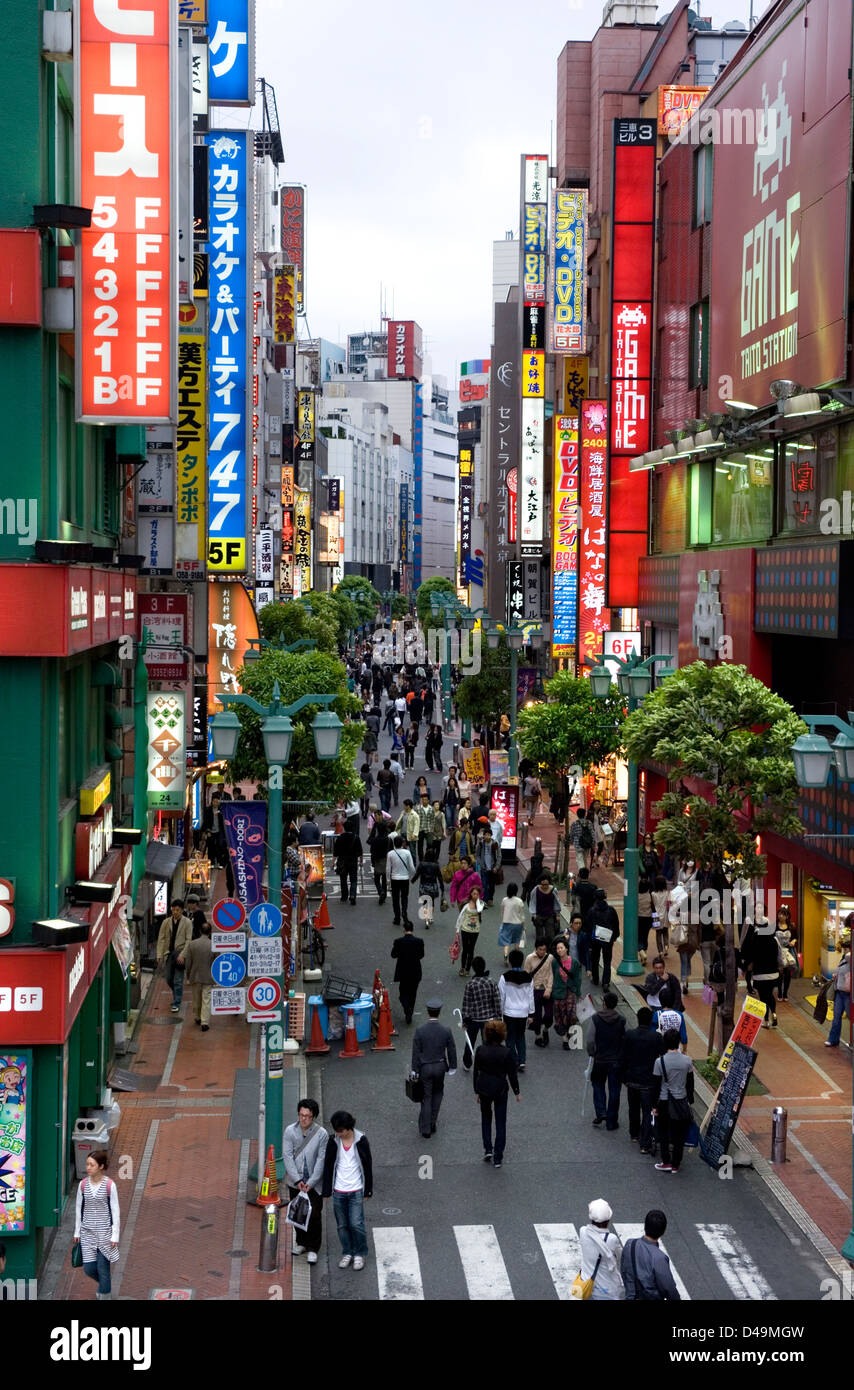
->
[579, 1199, 624, 1300]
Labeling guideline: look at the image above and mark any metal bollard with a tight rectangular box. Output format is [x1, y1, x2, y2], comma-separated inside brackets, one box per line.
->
[257, 1202, 280, 1273]
[519, 821, 529, 849]
[771, 1106, 787, 1164]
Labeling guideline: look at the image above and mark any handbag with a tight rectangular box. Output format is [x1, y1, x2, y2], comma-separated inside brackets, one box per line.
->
[813, 978, 831, 1024]
[72, 1241, 84, 1269]
[701, 983, 716, 1006]
[670, 920, 688, 948]
[594, 923, 613, 944]
[570, 1252, 602, 1301]
[493, 866, 505, 885]
[285, 1192, 312, 1231]
[440, 896, 449, 912]
[441, 861, 456, 884]
[449, 932, 461, 963]
[405, 1072, 424, 1103]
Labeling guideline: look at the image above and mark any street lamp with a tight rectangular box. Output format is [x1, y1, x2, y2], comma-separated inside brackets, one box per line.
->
[483, 617, 542, 779]
[790, 710, 854, 1260]
[210, 681, 344, 1171]
[586, 650, 672, 979]
[243, 635, 318, 664]
[430, 593, 461, 731]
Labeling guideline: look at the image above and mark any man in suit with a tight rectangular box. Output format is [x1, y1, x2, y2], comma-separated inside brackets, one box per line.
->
[333, 826, 363, 905]
[411, 999, 457, 1137]
[391, 921, 424, 1025]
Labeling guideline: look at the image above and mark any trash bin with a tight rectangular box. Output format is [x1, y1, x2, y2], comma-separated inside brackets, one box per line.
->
[341, 994, 375, 1044]
[72, 1118, 110, 1179]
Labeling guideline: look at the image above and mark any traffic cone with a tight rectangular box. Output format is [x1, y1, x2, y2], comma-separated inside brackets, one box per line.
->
[339, 1006, 364, 1059]
[256, 1144, 282, 1206]
[372, 969, 383, 997]
[315, 894, 333, 930]
[304, 1001, 330, 1055]
[372, 989, 396, 1052]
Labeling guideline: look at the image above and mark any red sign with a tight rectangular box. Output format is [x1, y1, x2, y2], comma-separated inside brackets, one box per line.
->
[491, 786, 518, 855]
[281, 186, 305, 313]
[459, 378, 488, 403]
[386, 320, 423, 381]
[609, 119, 655, 607]
[578, 401, 610, 670]
[247, 977, 283, 1011]
[0, 566, 137, 657]
[0, 230, 42, 326]
[657, 86, 708, 137]
[75, 802, 114, 880]
[507, 467, 517, 544]
[0, 941, 90, 1046]
[77, 0, 175, 422]
[708, 0, 850, 407]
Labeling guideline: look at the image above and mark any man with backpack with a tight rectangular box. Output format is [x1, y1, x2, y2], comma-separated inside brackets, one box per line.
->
[620, 1210, 681, 1299]
[569, 808, 594, 871]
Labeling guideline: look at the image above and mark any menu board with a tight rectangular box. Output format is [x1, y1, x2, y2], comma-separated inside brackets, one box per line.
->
[699, 1040, 757, 1167]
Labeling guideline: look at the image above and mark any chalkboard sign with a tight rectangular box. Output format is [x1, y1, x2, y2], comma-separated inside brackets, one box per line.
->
[699, 1040, 757, 1167]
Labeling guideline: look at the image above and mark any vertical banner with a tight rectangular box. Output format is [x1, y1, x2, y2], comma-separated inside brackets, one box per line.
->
[458, 444, 473, 585]
[491, 786, 519, 856]
[176, 322, 206, 578]
[293, 489, 311, 595]
[296, 389, 315, 481]
[578, 400, 610, 669]
[139, 593, 189, 681]
[0, 1051, 31, 1235]
[222, 802, 267, 909]
[489, 303, 518, 597]
[75, 0, 176, 423]
[207, 0, 254, 106]
[552, 414, 579, 662]
[609, 118, 655, 605]
[507, 559, 524, 626]
[208, 581, 259, 700]
[551, 189, 587, 354]
[520, 399, 544, 556]
[399, 481, 409, 567]
[146, 692, 187, 810]
[563, 355, 589, 412]
[413, 383, 424, 586]
[255, 528, 274, 583]
[519, 155, 548, 561]
[523, 559, 541, 620]
[281, 186, 305, 314]
[177, 27, 195, 304]
[205, 130, 250, 574]
[273, 266, 295, 344]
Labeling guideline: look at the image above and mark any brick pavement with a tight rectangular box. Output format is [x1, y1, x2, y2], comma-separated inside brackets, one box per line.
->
[516, 804, 854, 1256]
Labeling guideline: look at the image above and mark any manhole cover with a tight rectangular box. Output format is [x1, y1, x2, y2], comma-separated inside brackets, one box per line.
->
[382, 1207, 402, 1216]
[150, 1288, 194, 1300]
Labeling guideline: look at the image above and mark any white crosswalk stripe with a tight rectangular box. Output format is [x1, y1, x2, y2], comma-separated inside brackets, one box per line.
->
[367, 1220, 774, 1301]
[373, 1227, 424, 1300]
[453, 1224, 514, 1300]
[695, 1223, 778, 1300]
[614, 1223, 692, 1300]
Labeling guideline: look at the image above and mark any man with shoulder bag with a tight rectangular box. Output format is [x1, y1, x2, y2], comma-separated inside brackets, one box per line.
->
[587, 888, 620, 988]
[621, 1209, 681, 1300]
[651, 1028, 694, 1174]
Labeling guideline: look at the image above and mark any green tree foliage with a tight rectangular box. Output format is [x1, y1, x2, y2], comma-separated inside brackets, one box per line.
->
[414, 576, 457, 638]
[622, 661, 806, 878]
[226, 649, 365, 805]
[257, 597, 338, 654]
[335, 576, 382, 627]
[389, 592, 409, 620]
[517, 671, 626, 788]
[454, 637, 513, 731]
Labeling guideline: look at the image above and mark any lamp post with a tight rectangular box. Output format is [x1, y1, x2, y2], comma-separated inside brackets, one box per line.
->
[587, 651, 672, 979]
[484, 618, 542, 780]
[242, 635, 318, 664]
[430, 593, 460, 731]
[789, 711, 854, 1260]
[209, 682, 343, 1169]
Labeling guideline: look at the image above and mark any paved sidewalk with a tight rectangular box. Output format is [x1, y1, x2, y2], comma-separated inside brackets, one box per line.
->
[516, 806, 854, 1259]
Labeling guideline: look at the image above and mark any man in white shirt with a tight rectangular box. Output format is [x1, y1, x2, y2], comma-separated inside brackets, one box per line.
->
[321, 1111, 373, 1271]
[387, 835, 416, 927]
[488, 809, 504, 850]
[499, 949, 535, 1073]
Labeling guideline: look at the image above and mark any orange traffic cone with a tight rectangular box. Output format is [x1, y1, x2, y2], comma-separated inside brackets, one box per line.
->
[372, 989, 396, 1052]
[315, 894, 333, 930]
[256, 1144, 281, 1206]
[372, 969, 383, 997]
[304, 1001, 330, 1055]
[339, 1006, 364, 1059]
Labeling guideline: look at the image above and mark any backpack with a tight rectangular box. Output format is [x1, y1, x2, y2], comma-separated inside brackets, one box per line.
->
[580, 820, 595, 850]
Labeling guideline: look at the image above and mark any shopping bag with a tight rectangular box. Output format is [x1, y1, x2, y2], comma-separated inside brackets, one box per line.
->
[285, 1192, 311, 1231]
[576, 993, 597, 1023]
[449, 932, 461, 963]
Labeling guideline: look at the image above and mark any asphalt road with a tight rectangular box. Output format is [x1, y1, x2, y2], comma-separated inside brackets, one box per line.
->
[303, 716, 831, 1302]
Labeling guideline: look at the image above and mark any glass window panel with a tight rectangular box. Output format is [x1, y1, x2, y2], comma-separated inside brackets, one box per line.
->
[713, 449, 773, 543]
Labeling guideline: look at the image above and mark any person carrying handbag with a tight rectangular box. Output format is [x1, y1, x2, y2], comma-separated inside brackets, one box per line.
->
[577, 1199, 624, 1300]
[652, 1029, 695, 1174]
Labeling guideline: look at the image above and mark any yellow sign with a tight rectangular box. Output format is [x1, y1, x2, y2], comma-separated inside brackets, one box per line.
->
[294, 490, 311, 584]
[273, 267, 295, 345]
[207, 538, 247, 572]
[563, 356, 589, 411]
[80, 771, 111, 817]
[463, 747, 486, 787]
[176, 331, 206, 576]
[718, 994, 766, 1074]
[177, 0, 207, 20]
[297, 390, 314, 445]
[522, 349, 545, 398]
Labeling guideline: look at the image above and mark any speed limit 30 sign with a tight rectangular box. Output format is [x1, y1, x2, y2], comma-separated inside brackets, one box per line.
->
[247, 977, 283, 1012]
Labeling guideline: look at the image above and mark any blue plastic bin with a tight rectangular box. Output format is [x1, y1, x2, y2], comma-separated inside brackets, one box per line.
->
[307, 996, 329, 1039]
[341, 994, 375, 1043]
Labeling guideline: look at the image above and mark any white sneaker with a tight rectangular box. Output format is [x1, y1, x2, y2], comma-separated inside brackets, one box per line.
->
[338, 1254, 353, 1268]
[292, 1244, 306, 1255]
[353, 1256, 365, 1270]
[307, 1251, 318, 1265]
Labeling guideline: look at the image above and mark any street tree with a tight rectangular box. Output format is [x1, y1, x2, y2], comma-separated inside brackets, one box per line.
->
[414, 576, 457, 636]
[623, 660, 806, 1039]
[454, 636, 512, 733]
[335, 576, 382, 628]
[226, 648, 365, 807]
[258, 596, 338, 654]
[389, 592, 409, 620]
[517, 670, 625, 851]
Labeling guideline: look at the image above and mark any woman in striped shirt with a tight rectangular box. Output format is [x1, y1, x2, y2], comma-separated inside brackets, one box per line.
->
[73, 1150, 120, 1300]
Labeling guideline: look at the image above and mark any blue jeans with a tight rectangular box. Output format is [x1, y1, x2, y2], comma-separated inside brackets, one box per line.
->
[333, 1190, 368, 1257]
[379, 788, 392, 813]
[444, 805, 456, 830]
[167, 956, 184, 1006]
[828, 990, 851, 1045]
[592, 1062, 622, 1128]
[83, 1250, 112, 1294]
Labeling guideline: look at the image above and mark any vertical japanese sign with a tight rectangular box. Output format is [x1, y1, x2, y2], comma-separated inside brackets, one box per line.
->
[609, 118, 655, 606]
[293, 489, 311, 596]
[175, 322, 206, 578]
[146, 692, 187, 810]
[273, 267, 295, 344]
[523, 560, 541, 620]
[0, 1052, 31, 1235]
[280, 463, 294, 597]
[75, 0, 176, 423]
[296, 389, 315, 481]
[204, 130, 250, 574]
[139, 593, 189, 680]
[489, 304, 517, 592]
[399, 481, 409, 566]
[520, 400, 544, 556]
[255, 528, 274, 583]
[507, 560, 524, 626]
[551, 189, 586, 354]
[177, 27, 194, 304]
[413, 383, 424, 586]
[207, 581, 258, 700]
[552, 414, 579, 662]
[207, 0, 254, 106]
[579, 400, 610, 669]
[281, 185, 305, 314]
[223, 802, 266, 908]
[519, 154, 548, 561]
[458, 445, 473, 586]
[563, 355, 589, 411]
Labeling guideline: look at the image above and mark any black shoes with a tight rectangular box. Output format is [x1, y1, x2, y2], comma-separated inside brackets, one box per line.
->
[592, 1117, 606, 1126]
[430, 1125, 437, 1134]
[201, 1025, 209, 1032]
[483, 1151, 493, 1162]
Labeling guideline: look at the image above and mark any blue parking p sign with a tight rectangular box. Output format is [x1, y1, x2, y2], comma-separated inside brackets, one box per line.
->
[211, 952, 246, 988]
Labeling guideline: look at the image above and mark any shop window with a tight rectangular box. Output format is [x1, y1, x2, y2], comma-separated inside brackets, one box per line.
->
[688, 299, 709, 389]
[688, 460, 712, 546]
[777, 428, 836, 536]
[693, 144, 713, 227]
[713, 449, 773, 543]
[652, 463, 687, 554]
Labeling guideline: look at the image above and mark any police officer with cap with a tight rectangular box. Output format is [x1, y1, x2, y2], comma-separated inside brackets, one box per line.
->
[411, 999, 457, 1137]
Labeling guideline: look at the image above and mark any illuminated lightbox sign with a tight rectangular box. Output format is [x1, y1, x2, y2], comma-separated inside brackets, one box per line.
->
[552, 415, 579, 661]
[551, 189, 587, 354]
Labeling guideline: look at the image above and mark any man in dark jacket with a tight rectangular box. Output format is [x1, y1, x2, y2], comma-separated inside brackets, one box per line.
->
[333, 827, 363, 905]
[411, 999, 457, 1138]
[587, 888, 620, 988]
[620, 1006, 663, 1152]
[298, 814, 321, 846]
[391, 921, 424, 1025]
[640, 956, 683, 1012]
[573, 867, 598, 921]
[587, 991, 627, 1130]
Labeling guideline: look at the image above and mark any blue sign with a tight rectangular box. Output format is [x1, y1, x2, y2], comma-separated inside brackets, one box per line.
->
[211, 952, 247, 987]
[204, 132, 249, 575]
[249, 901, 283, 937]
[208, 0, 253, 106]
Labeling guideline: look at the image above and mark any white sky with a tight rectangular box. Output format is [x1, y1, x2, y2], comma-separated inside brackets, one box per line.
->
[256, 0, 759, 384]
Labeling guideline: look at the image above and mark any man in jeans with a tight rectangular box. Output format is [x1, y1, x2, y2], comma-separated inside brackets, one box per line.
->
[476, 828, 499, 906]
[620, 1006, 663, 1153]
[387, 835, 416, 927]
[587, 991, 626, 1131]
[376, 759, 395, 814]
[321, 1110, 373, 1271]
[568, 808, 592, 872]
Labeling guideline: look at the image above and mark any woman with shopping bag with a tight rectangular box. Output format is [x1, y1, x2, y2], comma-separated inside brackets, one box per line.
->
[454, 886, 485, 977]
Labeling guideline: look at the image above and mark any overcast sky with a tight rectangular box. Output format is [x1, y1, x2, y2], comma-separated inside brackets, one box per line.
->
[256, 0, 759, 385]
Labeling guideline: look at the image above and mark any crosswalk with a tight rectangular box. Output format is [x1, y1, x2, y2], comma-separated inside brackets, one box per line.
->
[367, 1221, 777, 1301]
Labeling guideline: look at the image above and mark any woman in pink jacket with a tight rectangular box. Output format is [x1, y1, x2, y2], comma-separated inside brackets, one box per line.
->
[450, 856, 483, 907]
